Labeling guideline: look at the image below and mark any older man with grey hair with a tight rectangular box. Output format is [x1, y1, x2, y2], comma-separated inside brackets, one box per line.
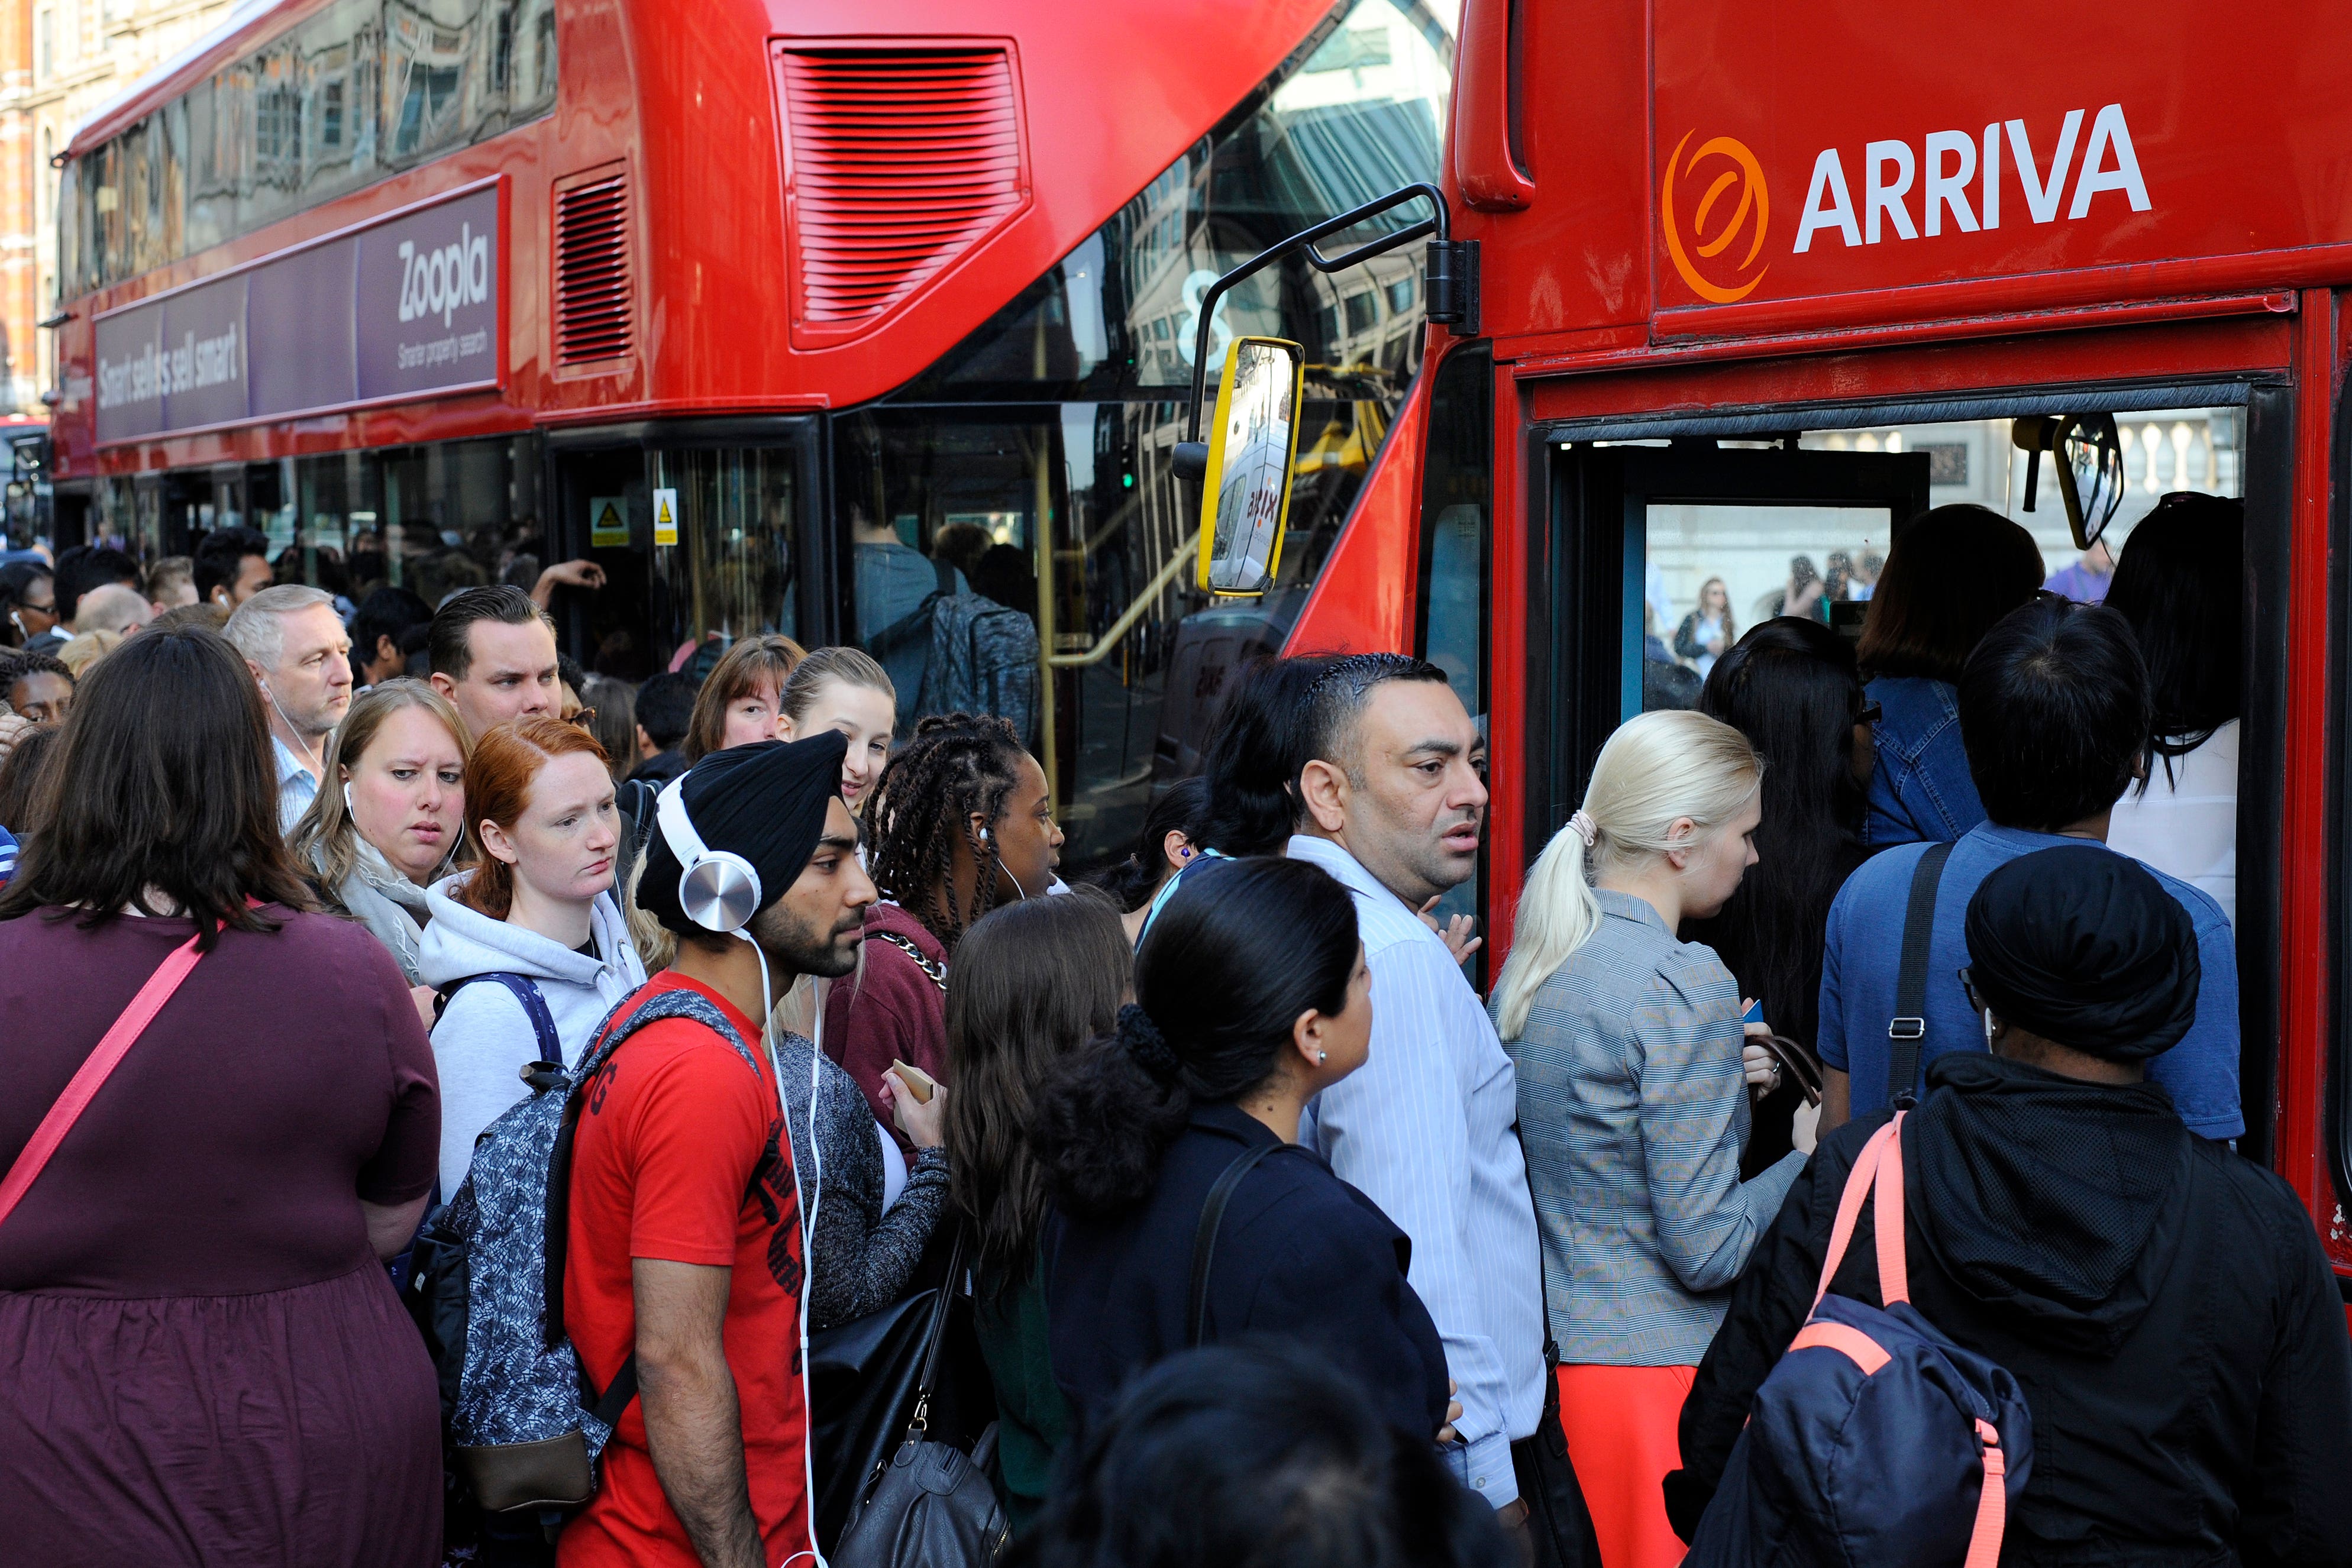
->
[70, 581, 154, 638]
[224, 584, 353, 833]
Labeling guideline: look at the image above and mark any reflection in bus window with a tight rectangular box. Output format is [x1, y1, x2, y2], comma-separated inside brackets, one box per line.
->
[1638, 410, 2246, 691]
[96, 435, 550, 622]
[1417, 343, 1492, 975]
[831, 0, 1454, 871]
[69, 0, 558, 295]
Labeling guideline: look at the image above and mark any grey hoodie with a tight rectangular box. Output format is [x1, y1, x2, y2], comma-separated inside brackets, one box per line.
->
[418, 871, 647, 1196]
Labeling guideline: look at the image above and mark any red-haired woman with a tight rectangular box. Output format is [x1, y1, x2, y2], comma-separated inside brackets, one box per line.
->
[419, 716, 645, 1196]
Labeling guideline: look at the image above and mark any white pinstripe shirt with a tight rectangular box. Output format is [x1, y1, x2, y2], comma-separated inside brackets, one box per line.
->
[1291, 833, 1546, 1506]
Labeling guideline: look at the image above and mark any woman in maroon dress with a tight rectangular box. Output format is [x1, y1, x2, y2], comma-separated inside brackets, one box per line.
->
[0, 623, 442, 1566]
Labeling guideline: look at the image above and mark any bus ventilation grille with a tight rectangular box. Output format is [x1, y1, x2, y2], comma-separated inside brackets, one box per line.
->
[778, 46, 1029, 345]
[555, 172, 632, 364]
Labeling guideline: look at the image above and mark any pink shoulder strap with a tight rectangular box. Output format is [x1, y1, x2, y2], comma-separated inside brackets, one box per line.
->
[0, 927, 209, 1231]
[1801, 1112, 2005, 1566]
[1810, 1111, 1911, 1310]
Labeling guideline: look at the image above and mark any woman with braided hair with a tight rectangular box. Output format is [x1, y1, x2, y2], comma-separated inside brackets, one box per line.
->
[1030, 854, 1456, 1454]
[822, 710, 1062, 1133]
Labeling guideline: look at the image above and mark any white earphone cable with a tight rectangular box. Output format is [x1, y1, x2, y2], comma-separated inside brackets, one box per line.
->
[983, 825, 1029, 901]
[752, 929, 826, 1568]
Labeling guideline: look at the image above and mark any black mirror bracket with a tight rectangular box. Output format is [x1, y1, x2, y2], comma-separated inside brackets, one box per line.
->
[1174, 181, 1475, 484]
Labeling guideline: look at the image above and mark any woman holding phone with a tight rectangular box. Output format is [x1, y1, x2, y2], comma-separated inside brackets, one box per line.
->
[1491, 710, 1809, 1568]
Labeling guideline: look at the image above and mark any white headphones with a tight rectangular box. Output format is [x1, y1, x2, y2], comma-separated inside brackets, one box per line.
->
[656, 777, 763, 932]
[976, 822, 1031, 900]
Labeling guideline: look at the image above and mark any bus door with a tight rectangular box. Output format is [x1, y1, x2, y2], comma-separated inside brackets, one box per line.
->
[1529, 392, 2282, 1157]
[1533, 438, 1927, 828]
[545, 418, 828, 684]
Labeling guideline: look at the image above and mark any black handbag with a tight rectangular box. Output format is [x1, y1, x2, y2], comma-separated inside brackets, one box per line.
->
[830, 1227, 1009, 1567]
[809, 1224, 999, 1553]
[1508, 1128, 1603, 1568]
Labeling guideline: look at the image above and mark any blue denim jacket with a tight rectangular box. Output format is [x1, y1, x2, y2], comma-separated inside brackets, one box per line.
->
[1863, 676, 1988, 846]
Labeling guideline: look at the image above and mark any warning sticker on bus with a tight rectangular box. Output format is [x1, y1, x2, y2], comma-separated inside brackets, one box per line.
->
[590, 497, 629, 548]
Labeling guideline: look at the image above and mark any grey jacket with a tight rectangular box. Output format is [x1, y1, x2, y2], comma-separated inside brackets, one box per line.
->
[772, 1030, 949, 1331]
[1498, 889, 1804, 1365]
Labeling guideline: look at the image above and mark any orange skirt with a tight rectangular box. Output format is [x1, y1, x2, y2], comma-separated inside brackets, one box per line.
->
[1554, 1363, 1697, 1568]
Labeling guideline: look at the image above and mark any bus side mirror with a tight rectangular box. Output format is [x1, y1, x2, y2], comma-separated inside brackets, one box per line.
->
[1194, 336, 1306, 597]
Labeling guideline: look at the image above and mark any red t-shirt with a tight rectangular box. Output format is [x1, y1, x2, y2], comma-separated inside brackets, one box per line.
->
[558, 974, 812, 1568]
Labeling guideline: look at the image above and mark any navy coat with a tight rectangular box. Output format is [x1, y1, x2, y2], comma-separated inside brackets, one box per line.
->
[1043, 1101, 1452, 1446]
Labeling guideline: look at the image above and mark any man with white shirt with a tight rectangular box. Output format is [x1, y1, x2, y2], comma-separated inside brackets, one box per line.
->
[1288, 652, 1579, 1561]
[223, 585, 353, 835]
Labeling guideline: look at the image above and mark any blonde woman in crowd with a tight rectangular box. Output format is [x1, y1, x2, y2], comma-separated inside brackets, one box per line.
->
[56, 627, 123, 678]
[1491, 709, 1810, 1568]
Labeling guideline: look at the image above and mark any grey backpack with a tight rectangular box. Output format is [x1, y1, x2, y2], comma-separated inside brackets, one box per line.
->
[416, 984, 761, 1515]
[917, 591, 1041, 751]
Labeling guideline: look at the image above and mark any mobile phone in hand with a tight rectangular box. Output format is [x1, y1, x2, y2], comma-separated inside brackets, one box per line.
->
[1742, 999, 1764, 1026]
[887, 1059, 936, 1104]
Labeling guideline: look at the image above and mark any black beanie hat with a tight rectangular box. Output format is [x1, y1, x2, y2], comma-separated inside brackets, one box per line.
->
[1962, 845, 2200, 1061]
[639, 731, 848, 937]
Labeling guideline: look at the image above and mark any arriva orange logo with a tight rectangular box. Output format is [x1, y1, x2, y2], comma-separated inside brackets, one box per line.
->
[1661, 131, 1771, 303]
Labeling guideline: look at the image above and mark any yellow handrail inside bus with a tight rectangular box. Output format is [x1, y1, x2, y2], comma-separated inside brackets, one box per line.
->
[1045, 528, 1202, 668]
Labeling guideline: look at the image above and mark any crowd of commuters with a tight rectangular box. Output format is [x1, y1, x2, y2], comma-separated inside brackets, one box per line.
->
[1, 487, 2348, 1568]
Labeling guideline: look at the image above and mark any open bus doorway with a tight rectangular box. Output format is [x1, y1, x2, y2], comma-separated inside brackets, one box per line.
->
[1535, 392, 2282, 1160]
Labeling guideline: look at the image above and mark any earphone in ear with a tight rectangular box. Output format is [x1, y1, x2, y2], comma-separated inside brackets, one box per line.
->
[655, 779, 763, 932]
[341, 780, 355, 816]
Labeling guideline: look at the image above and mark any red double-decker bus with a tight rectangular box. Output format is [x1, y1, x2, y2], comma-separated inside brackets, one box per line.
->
[1288, 0, 2352, 1272]
[45, 0, 1454, 866]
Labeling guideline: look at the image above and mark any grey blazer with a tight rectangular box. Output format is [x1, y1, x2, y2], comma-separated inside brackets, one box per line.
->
[1498, 890, 1805, 1365]
[773, 1031, 949, 1331]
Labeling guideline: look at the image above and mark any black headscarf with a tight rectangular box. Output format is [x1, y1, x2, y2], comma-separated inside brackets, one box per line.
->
[1962, 845, 2199, 1060]
[639, 731, 847, 937]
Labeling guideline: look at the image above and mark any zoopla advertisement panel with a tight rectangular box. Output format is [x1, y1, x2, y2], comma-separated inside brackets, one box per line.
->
[94, 181, 502, 445]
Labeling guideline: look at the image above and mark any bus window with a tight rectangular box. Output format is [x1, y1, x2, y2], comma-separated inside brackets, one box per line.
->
[1417, 342, 1492, 973]
[844, 0, 1455, 869]
[87, 435, 552, 622]
[647, 445, 803, 677]
[1630, 410, 2245, 715]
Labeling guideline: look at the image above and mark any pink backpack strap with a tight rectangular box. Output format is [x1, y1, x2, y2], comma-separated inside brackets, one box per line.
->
[1965, 1417, 2009, 1567]
[1873, 1110, 1911, 1305]
[1811, 1113, 1906, 1311]
[0, 927, 209, 1231]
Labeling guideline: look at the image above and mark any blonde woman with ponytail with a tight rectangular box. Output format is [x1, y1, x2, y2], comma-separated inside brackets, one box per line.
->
[1489, 709, 1811, 1568]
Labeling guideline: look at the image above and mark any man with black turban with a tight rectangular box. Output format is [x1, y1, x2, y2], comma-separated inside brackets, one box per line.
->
[559, 733, 880, 1568]
[1669, 846, 2352, 1564]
